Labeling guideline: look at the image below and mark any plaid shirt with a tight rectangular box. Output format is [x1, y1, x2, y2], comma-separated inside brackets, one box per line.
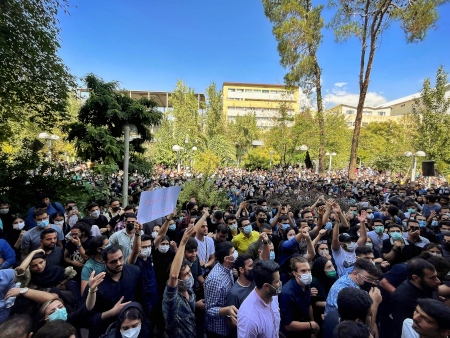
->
[205, 263, 234, 335]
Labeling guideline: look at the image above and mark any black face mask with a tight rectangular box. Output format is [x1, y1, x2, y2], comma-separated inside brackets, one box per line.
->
[443, 242, 450, 251]
[245, 269, 254, 281]
[191, 211, 199, 216]
[258, 218, 266, 224]
[360, 280, 373, 292]
[112, 207, 120, 212]
[126, 222, 135, 231]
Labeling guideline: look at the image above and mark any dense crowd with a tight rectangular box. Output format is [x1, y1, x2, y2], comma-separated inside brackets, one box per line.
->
[0, 165, 450, 338]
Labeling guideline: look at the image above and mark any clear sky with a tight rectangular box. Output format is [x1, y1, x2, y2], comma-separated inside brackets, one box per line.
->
[57, 0, 450, 108]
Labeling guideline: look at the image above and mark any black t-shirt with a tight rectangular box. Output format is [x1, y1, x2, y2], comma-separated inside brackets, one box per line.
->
[382, 238, 420, 265]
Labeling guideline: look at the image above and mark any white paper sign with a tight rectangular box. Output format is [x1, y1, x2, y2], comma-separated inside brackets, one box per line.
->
[137, 186, 182, 224]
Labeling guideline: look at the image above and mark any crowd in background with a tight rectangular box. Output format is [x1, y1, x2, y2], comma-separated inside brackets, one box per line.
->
[0, 164, 450, 338]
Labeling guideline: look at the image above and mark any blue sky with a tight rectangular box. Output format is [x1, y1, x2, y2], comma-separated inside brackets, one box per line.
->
[57, 0, 450, 107]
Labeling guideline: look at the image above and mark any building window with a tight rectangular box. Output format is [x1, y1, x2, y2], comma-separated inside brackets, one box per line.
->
[378, 111, 386, 116]
[236, 89, 244, 93]
[270, 90, 277, 94]
[228, 88, 235, 93]
[346, 110, 355, 114]
[262, 90, 269, 93]
[363, 110, 372, 116]
[253, 89, 261, 93]
[401, 104, 405, 107]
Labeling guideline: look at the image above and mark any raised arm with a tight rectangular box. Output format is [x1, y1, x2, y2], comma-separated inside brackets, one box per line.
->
[303, 230, 315, 261]
[128, 222, 143, 265]
[86, 271, 106, 311]
[331, 213, 340, 252]
[16, 249, 44, 275]
[270, 205, 282, 227]
[356, 210, 368, 247]
[154, 210, 175, 248]
[310, 205, 326, 238]
[168, 225, 195, 288]
[193, 209, 209, 234]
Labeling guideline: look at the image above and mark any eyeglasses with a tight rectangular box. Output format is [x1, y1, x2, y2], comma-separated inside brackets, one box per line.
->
[358, 273, 379, 285]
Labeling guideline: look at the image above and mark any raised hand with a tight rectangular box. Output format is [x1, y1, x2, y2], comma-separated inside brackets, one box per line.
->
[88, 271, 106, 290]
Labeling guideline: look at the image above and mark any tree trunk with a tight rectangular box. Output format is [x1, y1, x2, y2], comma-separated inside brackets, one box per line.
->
[312, 54, 325, 176]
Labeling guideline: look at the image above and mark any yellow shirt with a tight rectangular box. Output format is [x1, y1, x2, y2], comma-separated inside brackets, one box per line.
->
[232, 231, 260, 254]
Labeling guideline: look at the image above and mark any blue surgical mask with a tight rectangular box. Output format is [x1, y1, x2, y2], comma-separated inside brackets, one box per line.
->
[391, 232, 403, 241]
[325, 222, 333, 230]
[408, 208, 415, 214]
[269, 251, 275, 261]
[374, 226, 384, 234]
[281, 223, 290, 230]
[168, 224, 176, 231]
[37, 219, 49, 228]
[243, 225, 252, 235]
[48, 307, 68, 321]
[419, 220, 426, 228]
[272, 208, 277, 215]
[229, 223, 238, 231]
[431, 220, 439, 227]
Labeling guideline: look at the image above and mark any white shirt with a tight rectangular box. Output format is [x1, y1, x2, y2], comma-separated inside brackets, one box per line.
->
[332, 245, 358, 277]
[401, 318, 419, 338]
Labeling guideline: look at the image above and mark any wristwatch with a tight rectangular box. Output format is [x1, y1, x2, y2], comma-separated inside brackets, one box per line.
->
[20, 287, 29, 295]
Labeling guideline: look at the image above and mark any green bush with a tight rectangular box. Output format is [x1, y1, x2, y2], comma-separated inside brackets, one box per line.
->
[178, 178, 229, 209]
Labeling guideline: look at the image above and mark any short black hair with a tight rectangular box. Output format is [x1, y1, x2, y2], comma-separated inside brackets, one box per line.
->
[0, 314, 33, 338]
[216, 224, 229, 234]
[186, 238, 198, 251]
[260, 224, 272, 232]
[71, 222, 92, 237]
[253, 260, 280, 289]
[417, 298, 450, 330]
[333, 320, 371, 338]
[40, 228, 57, 240]
[337, 287, 373, 321]
[33, 319, 76, 338]
[141, 234, 151, 242]
[235, 254, 252, 276]
[354, 259, 380, 278]
[215, 241, 234, 264]
[407, 258, 436, 280]
[237, 217, 250, 228]
[87, 202, 99, 211]
[101, 244, 122, 262]
[225, 215, 237, 223]
[34, 209, 48, 219]
[87, 235, 107, 256]
[355, 246, 373, 257]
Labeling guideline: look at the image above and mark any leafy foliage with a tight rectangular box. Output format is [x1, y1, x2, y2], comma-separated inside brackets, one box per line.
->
[328, 0, 448, 179]
[228, 113, 260, 165]
[65, 74, 163, 169]
[243, 148, 280, 170]
[262, 0, 326, 173]
[178, 178, 229, 209]
[412, 66, 450, 163]
[0, 0, 75, 142]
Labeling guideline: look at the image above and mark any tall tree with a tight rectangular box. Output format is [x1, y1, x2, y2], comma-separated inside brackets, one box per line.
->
[229, 113, 259, 166]
[328, 0, 448, 179]
[412, 66, 450, 162]
[0, 0, 75, 141]
[65, 74, 162, 168]
[262, 0, 326, 174]
[205, 83, 226, 138]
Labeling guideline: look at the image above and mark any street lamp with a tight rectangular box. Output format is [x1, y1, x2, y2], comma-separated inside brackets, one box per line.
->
[38, 132, 60, 162]
[270, 150, 275, 167]
[325, 152, 337, 171]
[122, 123, 139, 206]
[191, 146, 197, 168]
[172, 145, 184, 173]
[296, 145, 308, 168]
[404, 151, 425, 182]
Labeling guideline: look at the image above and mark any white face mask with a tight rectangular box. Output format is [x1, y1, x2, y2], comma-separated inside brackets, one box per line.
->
[159, 245, 169, 253]
[345, 242, 356, 252]
[232, 250, 238, 260]
[121, 325, 141, 338]
[140, 247, 152, 257]
[151, 231, 158, 239]
[13, 222, 25, 230]
[298, 272, 313, 285]
[319, 249, 329, 257]
[54, 220, 64, 226]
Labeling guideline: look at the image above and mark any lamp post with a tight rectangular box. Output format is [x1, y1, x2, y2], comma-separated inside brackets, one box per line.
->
[296, 145, 308, 168]
[172, 145, 183, 173]
[122, 124, 138, 206]
[269, 150, 274, 167]
[191, 146, 197, 168]
[38, 132, 60, 162]
[404, 151, 425, 182]
[325, 152, 337, 171]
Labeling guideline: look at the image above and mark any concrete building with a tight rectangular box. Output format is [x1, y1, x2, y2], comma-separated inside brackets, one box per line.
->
[222, 82, 302, 129]
[330, 104, 401, 128]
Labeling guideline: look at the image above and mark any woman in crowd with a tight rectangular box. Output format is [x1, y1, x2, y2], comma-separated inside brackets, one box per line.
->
[101, 302, 150, 338]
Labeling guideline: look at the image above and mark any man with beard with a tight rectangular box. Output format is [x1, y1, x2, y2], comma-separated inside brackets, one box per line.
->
[401, 298, 450, 338]
[391, 258, 441, 338]
[84, 245, 141, 338]
[108, 213, 144, 263]
[39, 228, 63, 267]
[226, 254, 255, 338]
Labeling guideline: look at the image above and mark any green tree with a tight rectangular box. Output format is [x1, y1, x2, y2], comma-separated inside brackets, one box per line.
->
[412, 66, 450, 162]
[262, 0, 326, 174]
[328, 0, 448, 179]
[205, 83, 226, 138]
[0, 0, 75, 141]
[229, 113, 260, 166]
[65, 74, 162, 169]
[243, 147, 281, 170]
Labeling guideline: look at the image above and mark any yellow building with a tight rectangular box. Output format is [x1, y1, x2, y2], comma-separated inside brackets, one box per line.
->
[222, 82, 301, 129]
[331, 104, 402, 128]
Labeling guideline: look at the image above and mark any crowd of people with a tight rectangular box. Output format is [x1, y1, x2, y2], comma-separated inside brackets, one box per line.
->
[0, 165, 450, 338]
